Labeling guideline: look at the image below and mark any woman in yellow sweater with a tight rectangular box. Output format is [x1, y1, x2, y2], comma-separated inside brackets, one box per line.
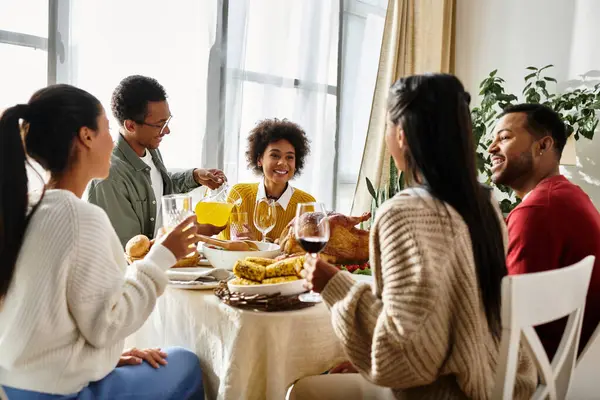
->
[221, 118, 315, 241]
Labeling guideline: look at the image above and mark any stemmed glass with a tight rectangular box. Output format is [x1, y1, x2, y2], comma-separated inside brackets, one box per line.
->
[253, 198, 277, 242]
[294, 202, 330, 303]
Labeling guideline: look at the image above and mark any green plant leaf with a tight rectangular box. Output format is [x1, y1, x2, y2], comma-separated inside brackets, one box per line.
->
[524, 72, 537, 81]
[540, 64, 554, 71]
[526, 66, 538, 71]
[544, 77, 558, 83]
[490, 69, 498, 77]
[366, 177, 378, 206]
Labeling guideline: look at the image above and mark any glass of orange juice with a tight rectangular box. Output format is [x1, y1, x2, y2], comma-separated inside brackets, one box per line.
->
[195, 184, 241, 227]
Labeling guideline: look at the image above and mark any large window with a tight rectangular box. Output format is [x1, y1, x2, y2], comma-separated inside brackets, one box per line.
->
[1, 0, 386, 212]
[336, 0, 386, 213]
[222, 0, 340, 207]
[0, 0, 49, 109]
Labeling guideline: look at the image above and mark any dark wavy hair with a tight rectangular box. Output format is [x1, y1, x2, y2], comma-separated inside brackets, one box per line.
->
[245, 118, 311, 176]
[388, 73, 507, 338]
[111, 75, 167, 125]
[0, 84, 101, 300]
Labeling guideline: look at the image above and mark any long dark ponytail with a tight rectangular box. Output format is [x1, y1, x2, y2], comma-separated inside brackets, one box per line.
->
[0, 84, 101, 300]
[387, 74, 507, 338]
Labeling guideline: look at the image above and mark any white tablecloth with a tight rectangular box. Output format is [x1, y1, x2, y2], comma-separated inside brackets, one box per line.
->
[126, 287, 347, 400]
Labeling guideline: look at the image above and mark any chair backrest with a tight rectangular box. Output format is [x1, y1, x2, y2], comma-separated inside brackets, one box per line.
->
[492, 256, 595, 400]
[566, 321, 600, 399]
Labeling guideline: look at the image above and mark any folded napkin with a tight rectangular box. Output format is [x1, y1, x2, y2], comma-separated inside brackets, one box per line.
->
[167, 267, 232, 282]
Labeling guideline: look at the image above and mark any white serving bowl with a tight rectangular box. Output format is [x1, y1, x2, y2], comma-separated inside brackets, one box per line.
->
[228, 278, 307, 296]
[201, 241, 281, 270]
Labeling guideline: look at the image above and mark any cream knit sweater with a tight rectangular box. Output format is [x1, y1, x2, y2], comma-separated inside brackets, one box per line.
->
[321, 189, 536, 399]
[0, 190, 176, 394]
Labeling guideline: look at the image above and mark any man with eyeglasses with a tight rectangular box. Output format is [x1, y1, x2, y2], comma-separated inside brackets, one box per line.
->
[86, 75, 226, 247]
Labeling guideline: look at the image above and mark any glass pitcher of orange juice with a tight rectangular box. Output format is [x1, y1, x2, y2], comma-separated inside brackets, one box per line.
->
[195, 184, 242, 227]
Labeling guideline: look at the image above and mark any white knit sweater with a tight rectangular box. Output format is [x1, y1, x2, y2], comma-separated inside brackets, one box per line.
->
[0, 190, 176, 394]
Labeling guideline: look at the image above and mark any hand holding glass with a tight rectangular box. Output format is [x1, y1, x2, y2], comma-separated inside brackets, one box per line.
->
[294, 202, 330, 303]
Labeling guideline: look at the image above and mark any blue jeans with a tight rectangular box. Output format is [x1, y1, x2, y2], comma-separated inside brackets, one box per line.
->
[3, 347, 204, 400]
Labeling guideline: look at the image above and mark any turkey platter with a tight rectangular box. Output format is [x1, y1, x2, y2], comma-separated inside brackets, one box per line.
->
[278, 212, 370, 264]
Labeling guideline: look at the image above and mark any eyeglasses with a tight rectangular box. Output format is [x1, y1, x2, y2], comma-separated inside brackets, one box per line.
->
[134, 115, 173, 135]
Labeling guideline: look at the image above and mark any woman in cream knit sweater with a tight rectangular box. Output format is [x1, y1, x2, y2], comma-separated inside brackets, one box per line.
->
[304, 74, 537, 399]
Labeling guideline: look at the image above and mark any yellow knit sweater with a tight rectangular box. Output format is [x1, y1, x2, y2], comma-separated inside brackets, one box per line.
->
[321, 189, 536, 399]
[220, 183, 316, 241]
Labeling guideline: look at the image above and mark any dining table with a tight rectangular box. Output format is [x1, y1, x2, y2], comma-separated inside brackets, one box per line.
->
[124, 270, 369, 400]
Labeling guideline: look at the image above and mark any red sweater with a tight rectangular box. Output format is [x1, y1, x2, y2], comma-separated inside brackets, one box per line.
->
[506, 175, 600, 358]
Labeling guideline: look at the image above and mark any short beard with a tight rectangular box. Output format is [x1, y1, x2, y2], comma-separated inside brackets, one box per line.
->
[492, 150, 534, 188]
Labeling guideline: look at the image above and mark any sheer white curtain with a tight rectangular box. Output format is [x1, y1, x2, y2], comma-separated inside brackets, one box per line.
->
[223, 0, 340, 208]
[65, 0, 217, 170]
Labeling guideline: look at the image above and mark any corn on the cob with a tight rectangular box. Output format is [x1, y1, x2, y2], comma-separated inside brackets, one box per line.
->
[233, 260, 266, 281]
[264, 256, 305, 278]
[230, 277, 261, 285]
[244, 257, 275, 266]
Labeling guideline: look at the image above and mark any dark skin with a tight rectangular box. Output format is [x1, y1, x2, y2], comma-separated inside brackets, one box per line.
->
[487, 112, 560, 199]
[122, 100, 226, 189]
[257, 139, 297, 199]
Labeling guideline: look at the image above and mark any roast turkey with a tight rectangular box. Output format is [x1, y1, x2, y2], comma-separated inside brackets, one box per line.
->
[278, 212, 370, 264]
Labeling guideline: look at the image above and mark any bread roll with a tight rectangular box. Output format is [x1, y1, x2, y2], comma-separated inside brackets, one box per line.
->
[126, 235, 151, 257]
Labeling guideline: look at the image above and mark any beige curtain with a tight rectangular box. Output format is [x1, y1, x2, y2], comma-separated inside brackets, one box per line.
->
[350, 0, 456, 216]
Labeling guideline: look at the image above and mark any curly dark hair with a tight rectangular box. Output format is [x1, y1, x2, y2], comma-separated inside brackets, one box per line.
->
[111, 75, 167, 125]
[246, 118, 311, 176]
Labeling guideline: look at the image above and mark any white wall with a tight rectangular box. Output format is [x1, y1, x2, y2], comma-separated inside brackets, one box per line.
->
[455, 0, 600, 208]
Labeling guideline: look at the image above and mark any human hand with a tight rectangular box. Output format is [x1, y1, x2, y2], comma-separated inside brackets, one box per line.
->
[117, 347, 168, 369]
[302, 253, 339, 293]
[196, 223, 226, 237]
[231, 224, 258, 241]
[329, 361, 358, 374]
[193, 168, 226, 189]
[159, 215, 199, 259]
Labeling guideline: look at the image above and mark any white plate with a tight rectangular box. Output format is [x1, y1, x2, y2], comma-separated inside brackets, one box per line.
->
[169, 281, 220, 290]
[202, 241, 280, 270]
[227, 278, 307, 296]
[167, 267, 232, 290]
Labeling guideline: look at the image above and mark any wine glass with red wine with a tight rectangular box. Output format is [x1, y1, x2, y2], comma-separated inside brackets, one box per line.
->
[294, 202, 330, 303]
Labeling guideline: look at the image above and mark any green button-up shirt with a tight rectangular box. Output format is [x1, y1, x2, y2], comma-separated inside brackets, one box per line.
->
[86, 135, 199, 247]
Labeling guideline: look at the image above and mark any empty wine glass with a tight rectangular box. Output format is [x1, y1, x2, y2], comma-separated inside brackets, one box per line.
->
[294, 202, 330, 303]
[253, 198, 277, 242]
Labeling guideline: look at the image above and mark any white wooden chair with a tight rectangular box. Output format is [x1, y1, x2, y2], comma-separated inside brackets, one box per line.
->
[285, 374, 396, 400]
[566, 321, 600, 399]
[492, 255, 595, 400]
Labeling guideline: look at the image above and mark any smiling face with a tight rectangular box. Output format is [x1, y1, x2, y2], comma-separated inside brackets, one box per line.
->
[259, 139, 296, 185]
[488, 112, 536, 188]
[124, 100, 172, 151]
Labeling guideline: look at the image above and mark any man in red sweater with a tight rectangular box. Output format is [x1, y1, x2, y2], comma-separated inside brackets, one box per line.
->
[488, 103, 600, 359]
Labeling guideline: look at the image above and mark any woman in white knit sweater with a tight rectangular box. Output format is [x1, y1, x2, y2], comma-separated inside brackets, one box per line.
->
[0, 85, 214, 399]
[303, 74, 537, 399]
